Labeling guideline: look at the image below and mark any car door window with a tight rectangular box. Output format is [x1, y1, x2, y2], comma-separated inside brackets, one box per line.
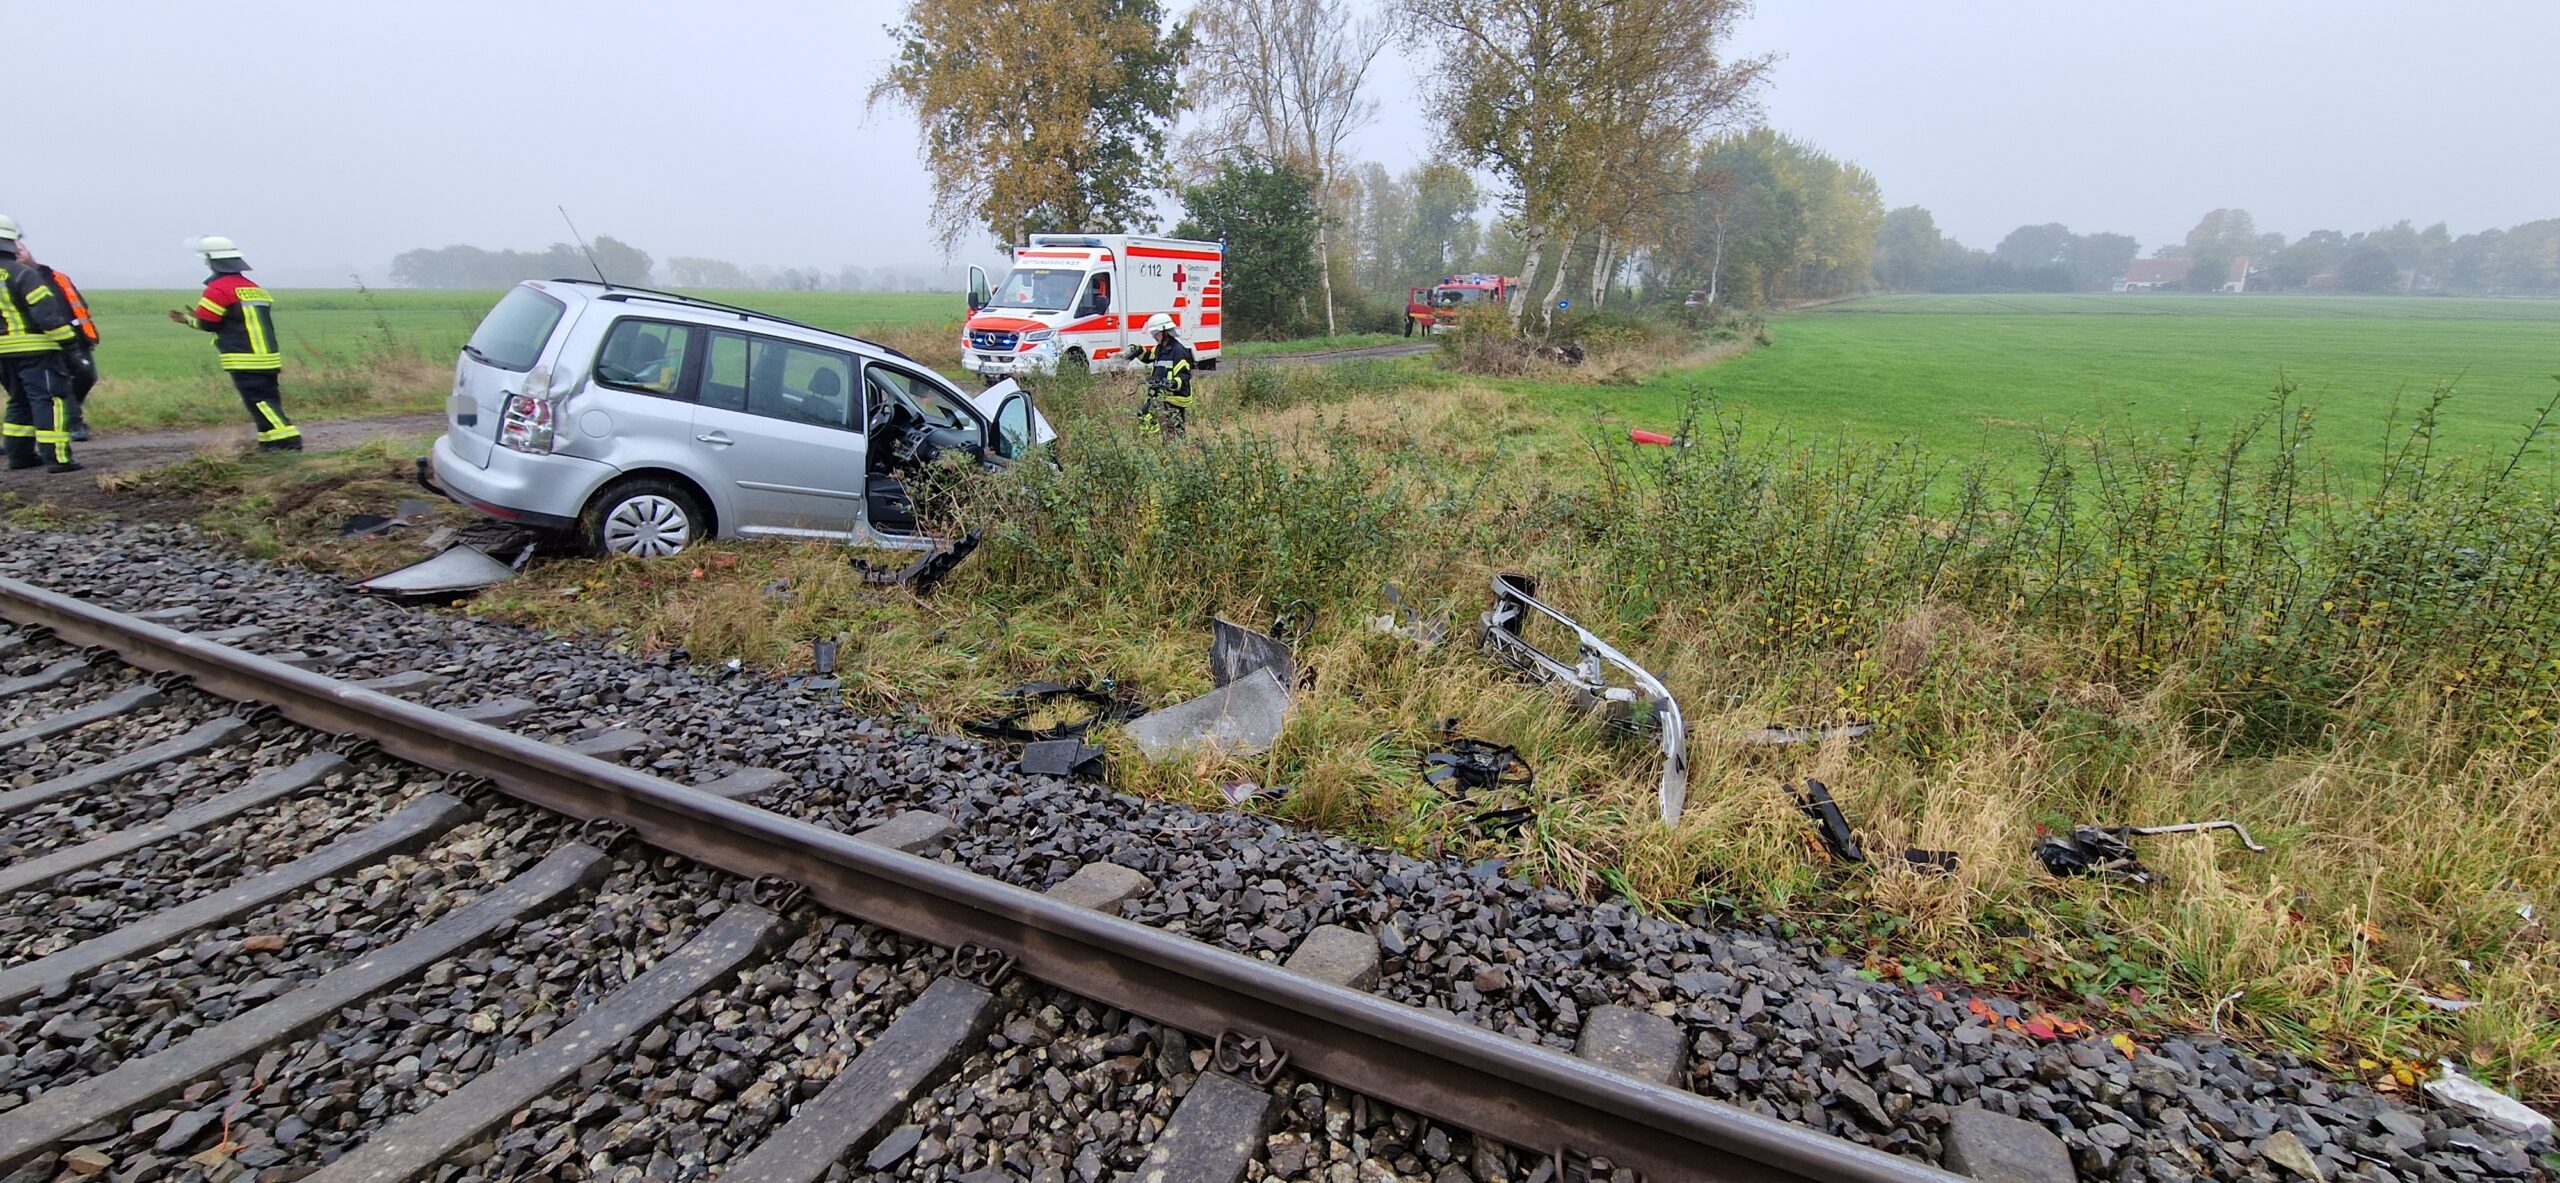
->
[700, 332, 749, 411]
[746, 339, 856, 431]
[594, 320, 694, 397]
[866, 363, 979, 435]
[992, 394, 1032, 459]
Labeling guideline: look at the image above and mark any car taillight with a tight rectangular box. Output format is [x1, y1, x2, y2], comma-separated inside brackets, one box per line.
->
[499, 394, 554, 454]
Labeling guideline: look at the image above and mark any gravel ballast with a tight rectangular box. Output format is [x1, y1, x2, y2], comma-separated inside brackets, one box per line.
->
[0, 761, 424, 969]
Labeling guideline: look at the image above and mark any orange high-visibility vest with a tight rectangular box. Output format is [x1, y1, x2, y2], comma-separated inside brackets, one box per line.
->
[39, 266, 97, 346]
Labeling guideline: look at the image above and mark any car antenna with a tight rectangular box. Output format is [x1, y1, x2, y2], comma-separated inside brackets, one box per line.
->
[557, 205, 611, 287]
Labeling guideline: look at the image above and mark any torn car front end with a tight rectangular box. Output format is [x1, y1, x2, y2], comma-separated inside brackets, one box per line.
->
[1477, 573, 1691, 826]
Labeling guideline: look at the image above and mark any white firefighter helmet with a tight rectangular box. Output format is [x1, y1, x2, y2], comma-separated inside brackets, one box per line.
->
[196, 236, 246, 260]
[0, 215, 19, 244]
[1142, 313, 1176, 335]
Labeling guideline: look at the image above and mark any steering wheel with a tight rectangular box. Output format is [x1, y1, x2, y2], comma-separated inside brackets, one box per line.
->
[866, 387, 909, 437]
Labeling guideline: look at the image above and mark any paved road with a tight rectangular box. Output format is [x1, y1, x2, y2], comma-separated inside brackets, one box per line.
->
[1236, 340, 1437, 367]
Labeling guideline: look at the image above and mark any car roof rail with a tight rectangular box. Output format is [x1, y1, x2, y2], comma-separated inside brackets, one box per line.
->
[549, 279, 918, 363]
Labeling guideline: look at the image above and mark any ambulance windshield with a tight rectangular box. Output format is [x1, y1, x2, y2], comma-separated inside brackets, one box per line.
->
[988, 267, 1085, 313]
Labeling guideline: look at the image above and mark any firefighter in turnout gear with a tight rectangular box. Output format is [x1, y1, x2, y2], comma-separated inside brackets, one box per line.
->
[0, 216, 82, 472]
[166, 237, 301, 451]
[1132, 313, 1193, 437]
[15, 243, 99, 441]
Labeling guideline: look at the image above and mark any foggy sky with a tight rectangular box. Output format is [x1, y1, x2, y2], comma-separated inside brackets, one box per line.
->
[21, 0, 2556, 287]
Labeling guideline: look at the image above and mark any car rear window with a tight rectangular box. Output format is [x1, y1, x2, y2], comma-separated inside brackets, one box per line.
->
[465, 287, 566, 372]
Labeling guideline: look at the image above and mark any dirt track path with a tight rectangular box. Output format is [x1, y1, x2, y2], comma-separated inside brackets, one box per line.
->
[0, 411, 445, 516]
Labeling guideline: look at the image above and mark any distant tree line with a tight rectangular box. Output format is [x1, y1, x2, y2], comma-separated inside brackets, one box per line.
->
[2254, 217, 2560, 296]
[1865, 204, 2560, 297]
[389, 237, 974, 293]
[389, 237, 653, 289]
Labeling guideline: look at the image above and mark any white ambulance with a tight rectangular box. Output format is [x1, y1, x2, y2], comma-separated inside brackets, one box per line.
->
[963, 234, 1224, 380]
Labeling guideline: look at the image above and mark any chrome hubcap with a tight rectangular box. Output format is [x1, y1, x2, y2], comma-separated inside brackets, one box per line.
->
[602, 495, 690, 557]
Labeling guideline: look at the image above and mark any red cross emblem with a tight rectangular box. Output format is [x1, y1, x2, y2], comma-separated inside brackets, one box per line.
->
[1173, 264, 1188, 289]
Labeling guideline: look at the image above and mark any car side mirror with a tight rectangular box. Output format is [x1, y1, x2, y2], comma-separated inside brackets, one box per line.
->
[967, 293, 986, 312]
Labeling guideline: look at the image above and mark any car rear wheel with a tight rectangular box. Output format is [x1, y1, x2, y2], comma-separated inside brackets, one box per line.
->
[581, 478, 703, 558]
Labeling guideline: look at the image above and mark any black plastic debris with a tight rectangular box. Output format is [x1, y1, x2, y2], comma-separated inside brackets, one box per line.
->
[1786, 779, 1958, 875]
[963, 680, 1145, 743]
[790, 638, 843, 693]
[1270, 599, 1316, 644]
[1423, 727, 1536, 798]
[339, 499, 437, 538]
[854, 529, 983, 595]
[1020, 739, 1105, 778]
[2034, 827, 2160, 885]
[1743, 720, 1875, 746]
[1210, 617, 1295, 689]
[1901, 848, 1959, 875]
[2036, 819, 2265, 885]
[1787, 779, 1866, 863]
[1421, 722, 1540, 837]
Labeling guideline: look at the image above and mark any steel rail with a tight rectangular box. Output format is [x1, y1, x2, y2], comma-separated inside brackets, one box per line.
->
[0, 576, 1962, 1183]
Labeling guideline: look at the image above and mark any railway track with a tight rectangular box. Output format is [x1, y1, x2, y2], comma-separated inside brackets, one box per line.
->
[0, 575, 1962, 1183]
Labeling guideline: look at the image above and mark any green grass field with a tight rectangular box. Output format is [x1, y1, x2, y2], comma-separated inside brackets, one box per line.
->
[1551, 294, 2560, 484]
[77, 288, 959, 432]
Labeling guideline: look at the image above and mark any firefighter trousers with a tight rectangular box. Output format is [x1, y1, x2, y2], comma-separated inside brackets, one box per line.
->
[228, 370, 302, 450]
[1, 353, 76, 470]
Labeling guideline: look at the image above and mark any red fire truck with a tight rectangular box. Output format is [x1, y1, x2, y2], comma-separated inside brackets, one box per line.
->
[1403, 273, 1521, 336]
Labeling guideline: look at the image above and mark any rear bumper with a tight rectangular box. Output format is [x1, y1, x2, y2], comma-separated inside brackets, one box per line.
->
[419, 441, 587, 532]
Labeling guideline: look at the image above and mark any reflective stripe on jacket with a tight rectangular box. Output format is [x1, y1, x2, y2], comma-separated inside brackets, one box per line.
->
[0, 258, 73, 356]
[192, 273, 283, 371]
[39, 267, 97, 346]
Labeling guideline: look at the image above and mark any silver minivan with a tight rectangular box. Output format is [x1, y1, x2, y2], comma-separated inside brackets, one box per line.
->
[423, 281, 1053, 557]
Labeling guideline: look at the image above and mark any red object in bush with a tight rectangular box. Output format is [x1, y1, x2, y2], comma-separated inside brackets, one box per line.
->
[1629, 429, 1678, 447]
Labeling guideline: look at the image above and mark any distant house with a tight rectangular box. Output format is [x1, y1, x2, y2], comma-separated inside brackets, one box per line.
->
[2114, 258, 2190, 292]
[2112, 256, 2255, 293]
[2216, 256, 2255, 293]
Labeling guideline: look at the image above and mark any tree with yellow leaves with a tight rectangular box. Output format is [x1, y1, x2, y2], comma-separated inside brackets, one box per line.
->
[871, 0, 1190, 251]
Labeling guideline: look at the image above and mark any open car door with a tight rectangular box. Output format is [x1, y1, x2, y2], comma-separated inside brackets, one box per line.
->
[968, 378, 1057, 459]
[967, 265, 991, 313]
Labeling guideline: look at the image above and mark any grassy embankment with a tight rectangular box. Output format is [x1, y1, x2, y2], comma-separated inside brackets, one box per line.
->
[92, 293, 2560, 1105]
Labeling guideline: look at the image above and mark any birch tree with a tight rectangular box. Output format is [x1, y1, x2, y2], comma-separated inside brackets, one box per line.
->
[872, 0, 1189, 251]
[1402, 0, 1769, 329]
[1189, 0, 1390, 335]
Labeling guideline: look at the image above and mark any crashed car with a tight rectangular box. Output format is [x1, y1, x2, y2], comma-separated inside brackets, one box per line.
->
[421, 280, 1055, 558]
